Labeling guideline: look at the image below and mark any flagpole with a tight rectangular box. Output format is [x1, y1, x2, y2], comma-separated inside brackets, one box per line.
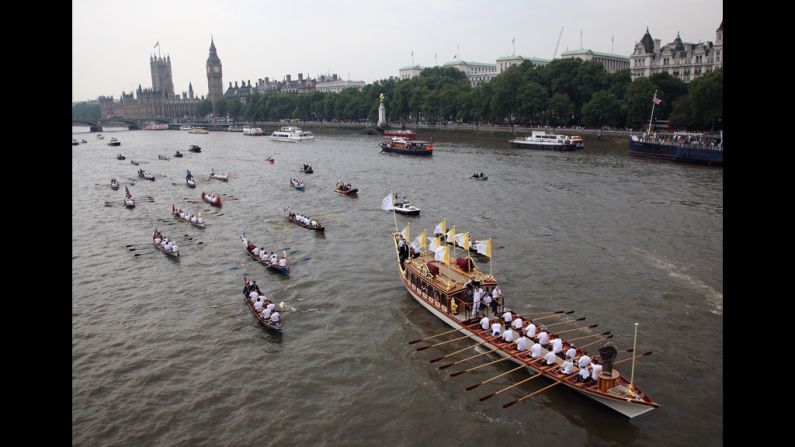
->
[647, 89, 658, 135]
[391, 190, 398, 232]
[627, 322, 639, 398]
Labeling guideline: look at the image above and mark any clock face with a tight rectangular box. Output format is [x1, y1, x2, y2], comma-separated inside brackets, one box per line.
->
[213, 66, 220, 74]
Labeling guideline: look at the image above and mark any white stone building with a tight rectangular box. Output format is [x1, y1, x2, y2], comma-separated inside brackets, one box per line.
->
[630, 21, 723, 83]
[496, 55, 551, 74]
[559, 49, 629, 72]
[399, 65, 424, 80]
[315, 74, 366, 93]
[443, 60, 497, 86]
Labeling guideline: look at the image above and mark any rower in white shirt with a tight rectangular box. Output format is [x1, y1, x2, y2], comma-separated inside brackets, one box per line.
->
[512, 317, 523, 330]
[490, 322, 502, 337]
[560, 358, 574, 375]
[526, 322, 537, 339]
[538, 330, 550, 346]
[480, 316, 490, 330]
[530, 343, 543, 359]
[516, 335, 529, 351]
[578, 354, 592, 369]
[551, 337, 563, 355]
[502, 328, 514, 343]
[503, 311, 513, 324]
[565, 347, 577, 360]
[544, 350, 558, 366]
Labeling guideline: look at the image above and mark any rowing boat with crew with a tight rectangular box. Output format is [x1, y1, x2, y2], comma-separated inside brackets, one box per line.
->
[240, 233, 290, 276]
[392, 221, 658, 418]
[242, 275, 283, 335]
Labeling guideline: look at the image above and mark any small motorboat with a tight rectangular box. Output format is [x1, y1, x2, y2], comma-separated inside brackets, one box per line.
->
[471, 173, 488, 181]
[80, 139, 88, 144]
[265, 157, 275, 164]
[108, 137, 121, 147]
[130, 160, 140, 166]
[393, 195, 421, 216]
[186, 170, 196, 188]
[110, 178, 119, 190]
[335, 182, 358, 196]
[189, 145, 201, 153]
[72, 139, 79, 146]
[97, 134, 105, 140]
[159, 155, 170, 161]
[201, 191, 222, 207]
[174, 151, 184, 158]
[117, 154, 126, 160]
[300, 164, 314, 174]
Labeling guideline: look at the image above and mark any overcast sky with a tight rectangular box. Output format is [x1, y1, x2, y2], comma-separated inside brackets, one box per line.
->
[72, 0, 723, 102]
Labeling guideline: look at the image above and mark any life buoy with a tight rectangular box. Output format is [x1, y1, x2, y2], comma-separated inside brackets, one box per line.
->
[565, 139, 571, 145]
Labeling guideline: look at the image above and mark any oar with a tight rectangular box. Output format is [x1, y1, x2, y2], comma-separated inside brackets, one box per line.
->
[501, 351, 653, 409]
[133, 251, 155, 257]
[429, 337, 495, 363]
[125, 243, 153, 248]
[128, 246, 154, 252]
[553, 323, 598, 335]
[439, 347, 500, 370]
[408, 320, 483, 344]
[416, 333, 474, 351]
[544, 317, 586, 327]
[477, 362, 558, 400]
[531, 310, 575, 321]
[567, 331, 611, 343]
[454, 341, 532, 380]
[575, 334, 613, 350]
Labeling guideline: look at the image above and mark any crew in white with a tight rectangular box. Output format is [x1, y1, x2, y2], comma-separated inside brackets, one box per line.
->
[530, 342, 543, 359]
[512, 317, 523, 330]
[502, 328, 514, 343]
[270, 311, 281, 326]
[482, 293, 492, 314]
[551, 337, 563, 355]
[254, 297, 264, 312]
[579, 366, 590, 381]
[516, 334, 529, 351]
[278, 257, 287, 267]
[490, 322, 502, 337]
[249, 290, 259, 303]
[525, 322, 537, 339]
[591, 363, 603, 381]
[538, 330, 549, 346]
[565, 346, 577, 360]
[480, 316, 490, 330]
[560, 358, 574, 375]
[544, 350, 557, 366]
[503, 311, 513, 324]
[252, 246, 261, 257]
[578, 354, 592, 369]
[270, 253, 278, 265]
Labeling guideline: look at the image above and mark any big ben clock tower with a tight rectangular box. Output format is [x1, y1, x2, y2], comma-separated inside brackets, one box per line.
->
[206, 38, 223, 105]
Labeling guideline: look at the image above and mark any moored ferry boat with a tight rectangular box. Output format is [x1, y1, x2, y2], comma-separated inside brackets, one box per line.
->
[384, 129, 417, 139]
[391, 222, 658, 418]
[509, 131, 584, 151]
[189, 127, 209, 134]
[227, 125, 244, 132]
[628, 132, 723, 166]
[271, 126, 315, 142]
[380, 137, 433, 156]
[145, 122, 169, 130]
[243, 126, 265, 136]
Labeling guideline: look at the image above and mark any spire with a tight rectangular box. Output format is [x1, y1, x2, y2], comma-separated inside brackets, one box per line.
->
[640, 27, 654, 54]
[210, 36, 216, 52]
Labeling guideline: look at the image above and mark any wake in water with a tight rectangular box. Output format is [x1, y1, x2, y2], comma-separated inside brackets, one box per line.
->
[631, 247, 723, 315]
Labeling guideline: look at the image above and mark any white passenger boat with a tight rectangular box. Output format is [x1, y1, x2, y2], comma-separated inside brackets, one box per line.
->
[270, 126, 315, 142]
[509, 131, 584, 151]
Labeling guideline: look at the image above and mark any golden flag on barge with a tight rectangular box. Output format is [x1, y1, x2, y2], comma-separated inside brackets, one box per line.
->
[391, 226, 659, 418]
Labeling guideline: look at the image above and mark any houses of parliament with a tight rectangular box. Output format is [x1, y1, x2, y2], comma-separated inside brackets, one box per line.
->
[99, 40, 223, 120]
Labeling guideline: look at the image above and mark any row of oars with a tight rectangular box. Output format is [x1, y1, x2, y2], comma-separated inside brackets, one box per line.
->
[409, 309, 653, 409]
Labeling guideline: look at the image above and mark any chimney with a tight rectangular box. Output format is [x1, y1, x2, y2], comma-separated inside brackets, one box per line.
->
[298, 73, 303, 81]
[286, 74, 291, 82]
[265, 77, 269, 83]
[333, 74, 338, 81]
[654, 39, 661, 51]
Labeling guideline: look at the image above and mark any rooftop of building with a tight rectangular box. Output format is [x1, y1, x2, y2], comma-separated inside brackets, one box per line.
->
[443, 60, 496, 68]
[560, 48, 630, 61]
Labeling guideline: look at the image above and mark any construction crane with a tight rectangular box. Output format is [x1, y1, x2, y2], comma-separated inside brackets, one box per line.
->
[553, 26, 565, 59]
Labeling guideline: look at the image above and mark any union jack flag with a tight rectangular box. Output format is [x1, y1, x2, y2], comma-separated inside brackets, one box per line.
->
[652, 94, 662, 105]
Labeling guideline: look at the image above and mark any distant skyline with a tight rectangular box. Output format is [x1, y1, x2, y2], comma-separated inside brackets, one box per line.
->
[72, 0, 723, 102]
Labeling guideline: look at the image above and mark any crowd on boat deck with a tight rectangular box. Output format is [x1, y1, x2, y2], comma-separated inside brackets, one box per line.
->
[172, 206, 204, 225]
[478, 308, 604, 383]
[290, 178, 305, 187]
[639, 132, 723, 150]
[288, 212, 319, 228]
[244, 280, 282, 326]
[336, 180, 354, 191]
[246, 240, 288, 267]
[152, 230, 179, 253]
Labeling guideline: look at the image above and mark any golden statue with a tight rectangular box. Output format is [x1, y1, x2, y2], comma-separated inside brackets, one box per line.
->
[379, 93, 385, 102]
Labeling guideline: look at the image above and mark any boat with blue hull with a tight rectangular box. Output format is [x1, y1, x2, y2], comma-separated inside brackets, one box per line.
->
[628, 133, 723, 166]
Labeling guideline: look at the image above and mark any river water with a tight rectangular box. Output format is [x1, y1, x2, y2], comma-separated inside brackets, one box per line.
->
[72, 127, 722, 446]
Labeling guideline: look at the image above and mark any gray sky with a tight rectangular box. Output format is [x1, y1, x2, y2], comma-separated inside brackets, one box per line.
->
[72, 0, 723, 102]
